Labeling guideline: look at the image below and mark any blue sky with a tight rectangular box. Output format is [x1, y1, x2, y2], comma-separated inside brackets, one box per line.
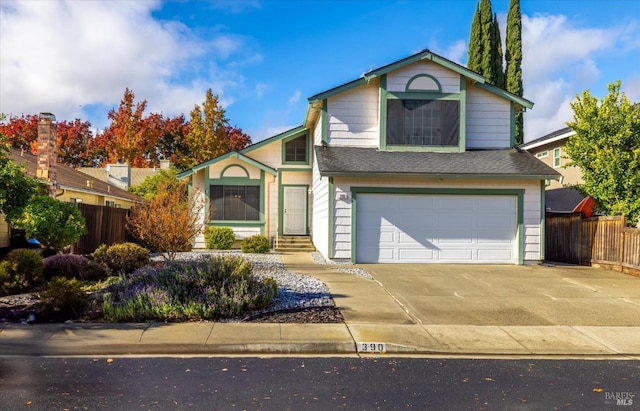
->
[1, 0, 639, 143]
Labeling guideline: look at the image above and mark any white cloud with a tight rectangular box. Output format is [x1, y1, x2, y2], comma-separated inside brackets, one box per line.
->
[442, 40, 467, 65]
[521, 12, 639, 141]
[288, 90, 302, 105]
[0, 0, 249, 129]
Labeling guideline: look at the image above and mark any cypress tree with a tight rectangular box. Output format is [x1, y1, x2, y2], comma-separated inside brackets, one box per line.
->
[467, 3, 482, 73]
[478, 0, 495, 82]
[492, 14, 506, 89]
[506, 0, 524, 144]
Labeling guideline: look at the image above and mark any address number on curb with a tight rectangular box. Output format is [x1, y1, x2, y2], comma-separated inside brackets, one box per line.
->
[358, 342, 386, 353]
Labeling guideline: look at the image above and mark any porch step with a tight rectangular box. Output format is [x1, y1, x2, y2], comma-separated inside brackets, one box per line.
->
[274, 236, 316, 252]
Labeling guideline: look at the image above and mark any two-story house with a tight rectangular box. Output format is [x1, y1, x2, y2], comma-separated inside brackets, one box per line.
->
[518, 127, 588, 213]
[178, 50, 559, 264]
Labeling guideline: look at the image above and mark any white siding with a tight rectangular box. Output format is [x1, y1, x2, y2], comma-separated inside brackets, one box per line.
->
[466, 85, 512, 149]
[311, 150, 330, 257]
[387, 60, 460, 93]
[191, 170, 207, 249]
[327, 80, 379, 147]
[327, 178, 542, 263]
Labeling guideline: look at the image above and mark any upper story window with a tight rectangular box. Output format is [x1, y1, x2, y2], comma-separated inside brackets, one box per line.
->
[386, 99, 459, 146]
[381, 73, 462, 151]
[284, 135, 308, 163]
[553, 148, 561, 168]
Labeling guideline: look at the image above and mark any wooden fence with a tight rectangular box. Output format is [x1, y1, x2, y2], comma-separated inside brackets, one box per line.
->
[545, 213, 640, 275]
[74, 203, 131, 254]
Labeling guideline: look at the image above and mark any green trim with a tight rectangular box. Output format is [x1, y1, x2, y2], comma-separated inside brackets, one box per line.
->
[328, 177, 334, 259]
[279, 184, 310, 235]
[349, 187, 525, 264]
[540, 180, 546, 261]
[241, 125, 307, 154]
[379, 75, 388, 149]
[406, 73, 442, 92]
[475, 82, 534, 109]
[386, 91, 459, 100]
[177, 151, 277, 179]
[208, 221, 265, 228]
[308, 49, 487, 103]
[459, 76, 466, 150]
[380, 89, 464, 152]
[220, 164, 250, 178]
[321, 99, 328, 145]
[277, 171, 283, 236]
[281, 133, 310, 165]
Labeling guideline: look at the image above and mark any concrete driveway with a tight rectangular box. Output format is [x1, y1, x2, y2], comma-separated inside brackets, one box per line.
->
[358, 263, 640, 326]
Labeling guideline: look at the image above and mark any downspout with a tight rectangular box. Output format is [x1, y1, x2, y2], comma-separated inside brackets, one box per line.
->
[268, 174, 277, 248]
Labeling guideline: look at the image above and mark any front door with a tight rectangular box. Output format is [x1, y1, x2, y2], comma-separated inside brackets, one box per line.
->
[283, 186, 307, 235]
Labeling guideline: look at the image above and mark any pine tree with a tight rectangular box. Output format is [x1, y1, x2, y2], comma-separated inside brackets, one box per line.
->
[506, 0, 524, 145]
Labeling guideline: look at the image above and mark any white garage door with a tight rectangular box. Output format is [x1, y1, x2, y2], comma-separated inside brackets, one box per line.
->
[356, 194, 517, 263]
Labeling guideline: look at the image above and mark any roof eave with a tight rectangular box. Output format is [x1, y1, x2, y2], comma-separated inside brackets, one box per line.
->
[319, 171, 561, 180]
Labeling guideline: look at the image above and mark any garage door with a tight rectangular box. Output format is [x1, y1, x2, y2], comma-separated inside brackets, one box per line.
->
[356, 194, 517, 263]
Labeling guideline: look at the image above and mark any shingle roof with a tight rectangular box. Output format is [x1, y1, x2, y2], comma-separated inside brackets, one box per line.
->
[519, 126, 573, 150]
[313, 146, 561, 179]
[8, 149, 138, 202]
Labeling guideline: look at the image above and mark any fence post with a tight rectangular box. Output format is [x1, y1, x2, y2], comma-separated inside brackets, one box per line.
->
[620, 216, 626, 269]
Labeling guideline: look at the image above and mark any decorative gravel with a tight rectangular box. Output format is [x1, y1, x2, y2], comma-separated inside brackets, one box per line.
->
[311, 252, 373, 279]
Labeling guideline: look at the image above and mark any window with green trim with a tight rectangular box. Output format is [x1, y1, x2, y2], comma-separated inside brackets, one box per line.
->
[210, 185, 260, 221]
[284, 135, 307, 163]
[387, 99, 459, 146]
[553, 148, 561, 168]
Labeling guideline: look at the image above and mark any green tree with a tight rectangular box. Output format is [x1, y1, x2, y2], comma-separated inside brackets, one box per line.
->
[186, 89, 229, 168]
[565, 81, 640, 226]
[468, 0, 506, 88]
[129, 167, 181, 201]
[506, 0, 524, 145]
[13, 195, 87, 250]
[0, 118, 40, 223]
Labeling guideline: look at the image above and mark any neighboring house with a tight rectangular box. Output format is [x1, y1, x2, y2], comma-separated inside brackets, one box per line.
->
[77, 159, 171, 190]
[519, 127, 586, 212]
[179, 49, 560, 264]
[1, 114, 138, 248]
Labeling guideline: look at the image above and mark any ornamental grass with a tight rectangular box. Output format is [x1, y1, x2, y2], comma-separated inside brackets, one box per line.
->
[102, 254, 277, 322]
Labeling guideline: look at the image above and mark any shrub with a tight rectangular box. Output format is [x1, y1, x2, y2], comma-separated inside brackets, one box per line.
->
[0, 249, 44, 295]
[241, 235, 271, 253]
[102, 255, 277, 322]
[93, 243, 150, 275]
[36, 277, 87, 321]
[204, 226, 235, 250]
[12, 195, 87, 251]
[43, 254, 109, 281]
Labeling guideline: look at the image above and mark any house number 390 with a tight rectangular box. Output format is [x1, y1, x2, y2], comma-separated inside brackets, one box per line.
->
[358, 342, 386, 353]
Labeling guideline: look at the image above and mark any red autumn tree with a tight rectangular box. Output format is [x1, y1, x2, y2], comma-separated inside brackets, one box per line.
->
[225, 125, 252, 152]
[97, 88, 162, 167]
[56, 119, 94, 167]
[0, 114, 39, 152]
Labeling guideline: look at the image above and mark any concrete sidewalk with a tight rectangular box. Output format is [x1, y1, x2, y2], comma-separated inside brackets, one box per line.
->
[2, 252, 640, 357]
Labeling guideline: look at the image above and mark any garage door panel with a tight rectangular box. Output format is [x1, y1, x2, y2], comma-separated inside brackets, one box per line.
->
[356, 193, 517, 263]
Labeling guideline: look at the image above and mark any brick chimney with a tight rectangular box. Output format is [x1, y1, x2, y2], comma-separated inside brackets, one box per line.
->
[37, 112, 57, 197]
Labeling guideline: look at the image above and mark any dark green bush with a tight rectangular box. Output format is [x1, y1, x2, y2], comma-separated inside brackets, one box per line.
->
[241, 235, 271, 253]
[43, 254, 109, 281]
[204, 226, 235, 250]
[102, 255, 277, 322]
[0, 249, 44, 296]
[93, 243, 150, 275]
[37, 277, 87, 321]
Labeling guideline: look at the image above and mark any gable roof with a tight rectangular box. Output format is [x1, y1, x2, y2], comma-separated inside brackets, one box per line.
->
[519, 127, 574, 151]
[307, 49, 534, 110]
[7, 149, 138, 202]
[314, 146, 560, 180]
[240, 125, 307, 154]
[176, 150, 277, 179]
